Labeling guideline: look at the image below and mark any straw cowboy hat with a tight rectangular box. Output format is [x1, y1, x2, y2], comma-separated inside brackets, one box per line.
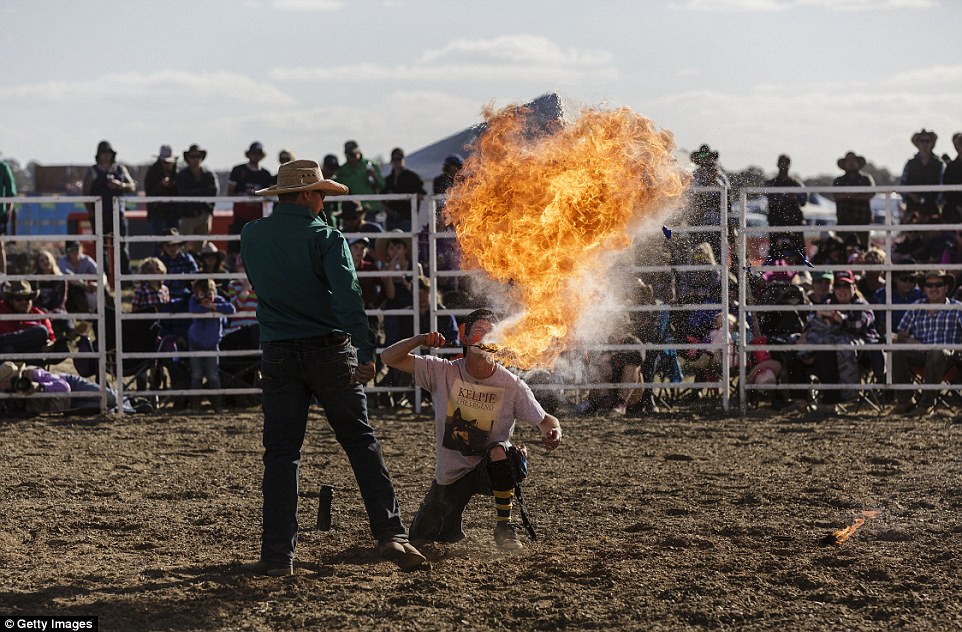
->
[837, 151, 866, 171]
[255, 159, 349, 196]
[2, 279, 40, 301]
[0, 361, 25, 384]
[911, 129, 937, 148]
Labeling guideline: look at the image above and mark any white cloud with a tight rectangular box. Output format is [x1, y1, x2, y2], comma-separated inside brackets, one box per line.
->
[0, 71, 294, 107]
[419, 34, 613, 66]
[270, 0, 342, 11]
[883, 64, 962, 87]
[272, 34, 618, 85]
[642, 66, 960, 174]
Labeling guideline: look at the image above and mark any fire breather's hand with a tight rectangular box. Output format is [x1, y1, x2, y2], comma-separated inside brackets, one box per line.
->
[422, 332, 446, 348]
[542, 425, 562, 451]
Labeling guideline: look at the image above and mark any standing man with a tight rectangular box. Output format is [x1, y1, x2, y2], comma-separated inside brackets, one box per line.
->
[901, 129, 943, 220]
[176, 144, 218, 248]
[833, 151, 876, 250]
[335, 140, 385, 223]
[144, 145, 179, 235]
[764, 154, 807, 257]
[83, 140, 135, 275]
[240, 159, 424, 576]
[381, 309, 563, 551]
[382, 147, 425, 231]
[227, 142, 273, 257]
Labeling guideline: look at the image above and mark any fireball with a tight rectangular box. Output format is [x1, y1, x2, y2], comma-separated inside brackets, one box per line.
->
[444, 102, 688, 369]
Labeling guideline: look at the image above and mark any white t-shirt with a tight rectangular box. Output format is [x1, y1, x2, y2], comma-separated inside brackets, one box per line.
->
[413, 355, 546, 485]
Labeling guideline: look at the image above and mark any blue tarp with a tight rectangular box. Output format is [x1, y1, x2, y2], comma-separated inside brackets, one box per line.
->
[15, 200, 88, 235]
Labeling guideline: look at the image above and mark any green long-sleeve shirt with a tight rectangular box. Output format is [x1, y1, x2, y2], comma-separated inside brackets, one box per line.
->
[240, 203, 375, 363]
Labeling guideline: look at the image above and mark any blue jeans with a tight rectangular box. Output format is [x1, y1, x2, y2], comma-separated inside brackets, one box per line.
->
[60, 373, 124, 412]
[190, 355, 220, 389]
[259, 336, 407, 565]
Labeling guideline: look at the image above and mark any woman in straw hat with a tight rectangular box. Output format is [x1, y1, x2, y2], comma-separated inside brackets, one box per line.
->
[239, 159, 425, 576]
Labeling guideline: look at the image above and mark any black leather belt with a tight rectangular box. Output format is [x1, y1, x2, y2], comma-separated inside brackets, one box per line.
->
[308, 333, 349, 345]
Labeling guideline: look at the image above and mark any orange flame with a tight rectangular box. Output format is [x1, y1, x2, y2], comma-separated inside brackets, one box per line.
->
[445, 103, 688, 369]
[832, 510, 880, 544]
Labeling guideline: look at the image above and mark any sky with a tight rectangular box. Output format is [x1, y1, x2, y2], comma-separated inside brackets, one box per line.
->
[1, 0, 959, 179]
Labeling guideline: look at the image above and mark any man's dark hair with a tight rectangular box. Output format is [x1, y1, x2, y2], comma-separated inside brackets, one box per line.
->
[461, 308, 495, 355]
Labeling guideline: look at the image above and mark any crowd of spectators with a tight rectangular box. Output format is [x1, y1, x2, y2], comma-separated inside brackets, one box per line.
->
[3, 128, 962, 418]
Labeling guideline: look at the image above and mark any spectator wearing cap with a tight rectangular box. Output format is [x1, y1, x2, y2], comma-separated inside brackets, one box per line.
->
[176, 143, 219, 242]
[227, 142, 274, 255]
[433, 154, 464, 196]
[0, 280, 55, 354]
[144, 144, 180, 235]
[891, 270, 962, 415]
[941, 132, 962, 224]
[764, 154, 807, 258]
[82, 140, 135, 274]
[382, 147, 425, 231]
[335, 140, 384, 222]
[57, 240, 102, 313]
[799, 271, 877, 414]
[901, 129, 944, 220]
[157, 228, 199, 299]
[832, 151, 875, 250]
[338, 200, 384, 243]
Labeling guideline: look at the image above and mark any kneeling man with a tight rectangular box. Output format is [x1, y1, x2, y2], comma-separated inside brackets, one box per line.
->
[381, 309, 562, 550]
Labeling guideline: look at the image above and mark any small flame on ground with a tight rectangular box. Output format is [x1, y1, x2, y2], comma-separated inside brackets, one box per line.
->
[445, 102, 688, 369]
[831, 510, 880, 545]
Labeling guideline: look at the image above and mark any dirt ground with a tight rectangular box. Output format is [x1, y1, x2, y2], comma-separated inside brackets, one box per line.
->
[2, 399, 962, 631]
